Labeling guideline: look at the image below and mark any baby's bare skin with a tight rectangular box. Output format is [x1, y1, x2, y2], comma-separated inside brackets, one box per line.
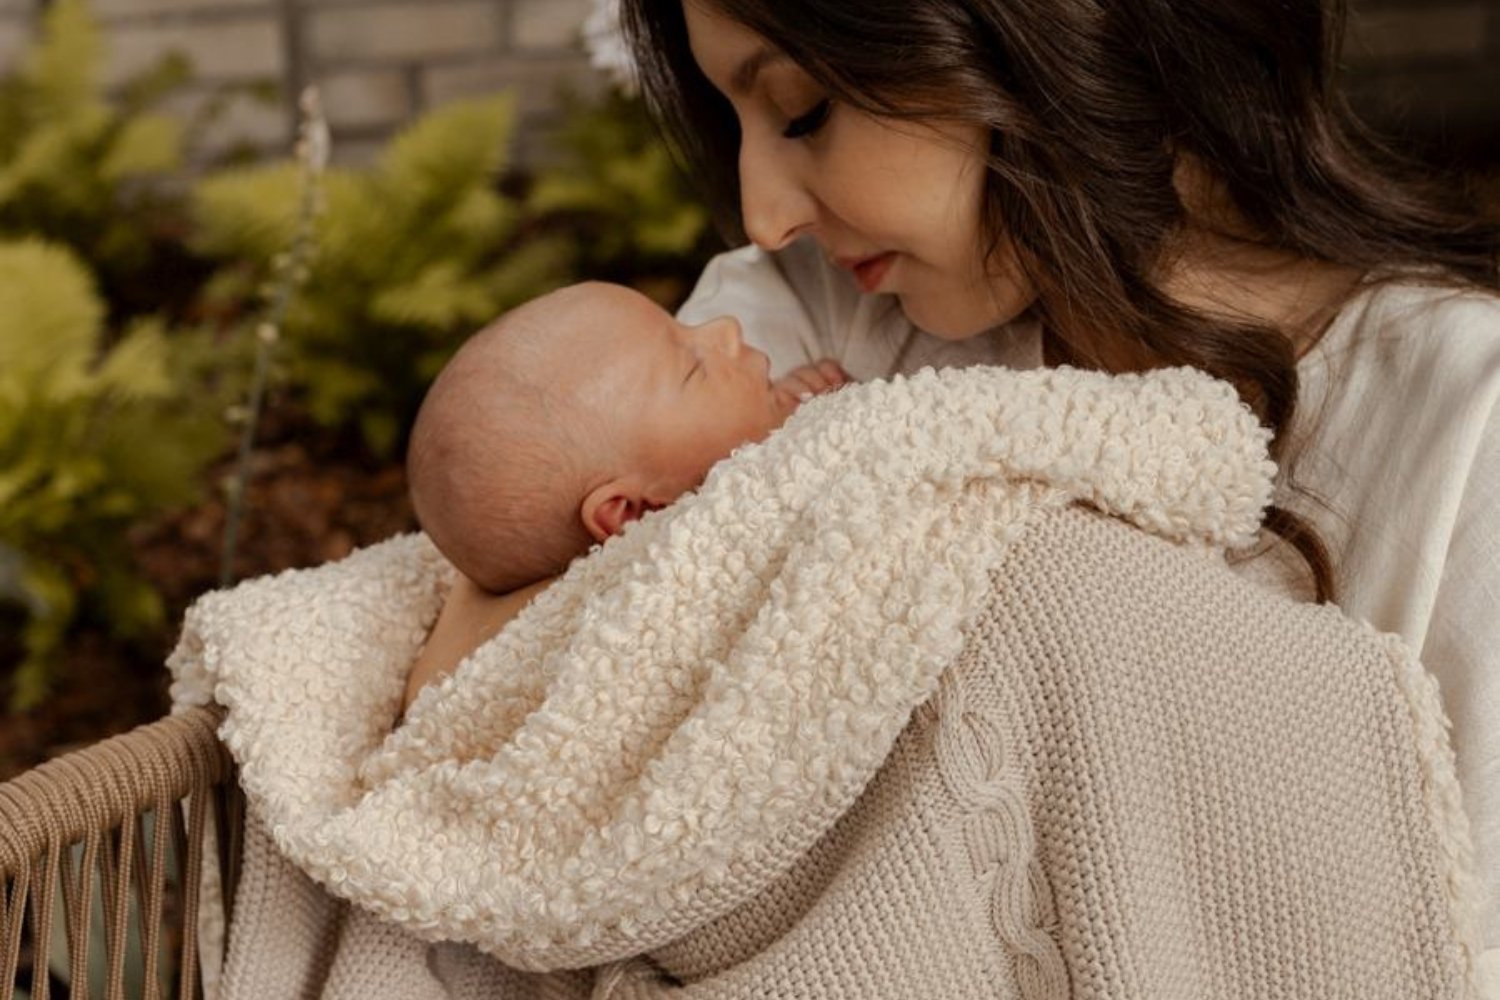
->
[401, 360, 849, 712]
[403, 574, 549, 711]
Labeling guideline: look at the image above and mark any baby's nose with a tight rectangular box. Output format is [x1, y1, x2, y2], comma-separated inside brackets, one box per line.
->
[699, 316, 744, 357]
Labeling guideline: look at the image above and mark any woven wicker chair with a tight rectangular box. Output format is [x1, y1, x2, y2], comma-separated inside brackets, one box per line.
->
[0, 707, 241, 1000]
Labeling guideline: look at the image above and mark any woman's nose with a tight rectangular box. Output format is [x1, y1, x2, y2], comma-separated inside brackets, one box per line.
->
[738, 134, 816, 251]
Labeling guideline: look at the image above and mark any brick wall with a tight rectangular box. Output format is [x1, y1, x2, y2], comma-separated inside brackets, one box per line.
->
[298, 0, 605, 164]
[0, 0, 605, 166]
[0, 0, 33, 73]
[0, 0, 1495, 166]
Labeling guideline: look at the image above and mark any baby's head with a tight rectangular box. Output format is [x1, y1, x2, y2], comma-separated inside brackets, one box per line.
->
[408, 282, 798, 593]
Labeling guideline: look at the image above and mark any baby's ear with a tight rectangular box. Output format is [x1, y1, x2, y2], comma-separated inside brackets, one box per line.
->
[581, 479, 654, 542]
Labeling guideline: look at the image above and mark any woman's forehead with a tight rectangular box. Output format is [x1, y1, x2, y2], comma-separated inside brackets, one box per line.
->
[682, 0, 785, 94]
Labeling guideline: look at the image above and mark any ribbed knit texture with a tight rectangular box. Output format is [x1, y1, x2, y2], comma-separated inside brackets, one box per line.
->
[170, 366, 1484, 999]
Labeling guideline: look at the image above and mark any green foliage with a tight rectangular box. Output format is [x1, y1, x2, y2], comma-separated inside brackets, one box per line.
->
[0, 0, 207, 326]
[0, 240, 225, 710]
[529, 90, 715, 292]
[193, 95, 576, 456]
[0, 7, 723, 714]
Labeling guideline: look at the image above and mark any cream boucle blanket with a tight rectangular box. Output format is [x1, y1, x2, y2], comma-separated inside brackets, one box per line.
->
[169, 366, 1486, 999]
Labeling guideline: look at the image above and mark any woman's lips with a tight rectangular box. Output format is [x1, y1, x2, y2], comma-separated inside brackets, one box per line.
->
[838, 252, 897, 294]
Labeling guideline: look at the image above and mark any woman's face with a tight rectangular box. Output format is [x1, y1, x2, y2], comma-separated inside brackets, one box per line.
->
[683, 0, 1036, 339]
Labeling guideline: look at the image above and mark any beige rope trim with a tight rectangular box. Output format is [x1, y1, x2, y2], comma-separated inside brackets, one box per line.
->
[141, 792, 172, 1000]
[0, 708, 229, 875]
[179, 786, 208, 1000]
[29, 844, 59, 1000]
[1, 706, 235, 1000]
[72, 828, 100, 997]
[1, 854, 27, 1000]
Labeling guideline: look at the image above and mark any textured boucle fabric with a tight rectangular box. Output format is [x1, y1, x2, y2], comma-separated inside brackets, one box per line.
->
[168, 365, 1486, 999]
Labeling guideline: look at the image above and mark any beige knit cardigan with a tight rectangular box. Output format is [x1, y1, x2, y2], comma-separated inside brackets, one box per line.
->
[169, 366, 1486, 999]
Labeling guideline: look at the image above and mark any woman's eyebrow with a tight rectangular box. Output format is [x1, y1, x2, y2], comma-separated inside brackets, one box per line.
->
[732, 47, 789, 95]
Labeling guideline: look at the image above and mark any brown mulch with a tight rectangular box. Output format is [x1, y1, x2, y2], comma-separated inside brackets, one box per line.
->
[0, 420, 417, 781]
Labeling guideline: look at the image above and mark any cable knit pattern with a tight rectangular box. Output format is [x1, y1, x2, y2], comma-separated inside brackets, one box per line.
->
[928, 660, 1068, 1000]
[167, 364, 1484, 1000]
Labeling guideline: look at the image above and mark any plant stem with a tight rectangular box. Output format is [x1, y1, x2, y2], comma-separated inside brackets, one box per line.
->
[219, 87, 329, 588]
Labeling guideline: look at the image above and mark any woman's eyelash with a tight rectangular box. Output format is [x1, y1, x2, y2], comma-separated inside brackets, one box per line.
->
[782, 99, 832, 139]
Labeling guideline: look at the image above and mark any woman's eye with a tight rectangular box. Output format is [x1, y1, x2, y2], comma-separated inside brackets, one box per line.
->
[781, 99, 831, 140]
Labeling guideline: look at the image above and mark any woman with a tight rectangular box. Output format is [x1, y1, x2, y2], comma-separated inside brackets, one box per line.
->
[625, 0, 1500, 968]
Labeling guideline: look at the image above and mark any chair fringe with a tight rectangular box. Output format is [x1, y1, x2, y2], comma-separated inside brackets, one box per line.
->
[0, 707, 237, 1000]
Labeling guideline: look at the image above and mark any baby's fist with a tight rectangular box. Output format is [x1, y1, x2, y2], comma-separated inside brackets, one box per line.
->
[773, 359, 849, 408]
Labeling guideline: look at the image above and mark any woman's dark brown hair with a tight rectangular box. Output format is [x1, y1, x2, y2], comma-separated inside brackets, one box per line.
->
[621, 0, 1500, 602]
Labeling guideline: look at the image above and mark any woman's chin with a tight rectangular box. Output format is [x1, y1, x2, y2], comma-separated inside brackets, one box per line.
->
[896, 292, 1003, 342]
[897, 272, 1039, 341]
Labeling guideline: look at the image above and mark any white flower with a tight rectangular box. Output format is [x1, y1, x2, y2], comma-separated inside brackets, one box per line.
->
[296, 86, 331, 175]
[583, 0, 640, 95]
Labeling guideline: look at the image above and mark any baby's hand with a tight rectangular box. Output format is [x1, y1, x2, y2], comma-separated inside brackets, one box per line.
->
[773, 359, 849, 413]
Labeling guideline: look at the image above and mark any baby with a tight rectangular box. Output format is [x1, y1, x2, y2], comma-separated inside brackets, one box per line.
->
[402, 281, 847, 705]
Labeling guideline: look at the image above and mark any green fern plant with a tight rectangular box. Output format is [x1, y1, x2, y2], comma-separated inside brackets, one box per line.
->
[0, 0, 210, 326]
[192, 95, 576, 457]
[527, 89, 715, 299]
[0, 240, 224, 710]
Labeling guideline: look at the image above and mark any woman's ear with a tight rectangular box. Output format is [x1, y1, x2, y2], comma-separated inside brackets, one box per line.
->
[580, 478, 659, 542]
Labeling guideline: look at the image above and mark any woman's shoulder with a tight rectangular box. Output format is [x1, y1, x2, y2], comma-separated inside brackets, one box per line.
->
[1315, 277, 1500, 404]
[1297, 276, 1500, 496]
[1335, 277, 1500, 360]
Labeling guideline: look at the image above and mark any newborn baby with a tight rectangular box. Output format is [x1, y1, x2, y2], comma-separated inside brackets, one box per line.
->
[402, 281, 846, 706]
[408, 280, 847, 593]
